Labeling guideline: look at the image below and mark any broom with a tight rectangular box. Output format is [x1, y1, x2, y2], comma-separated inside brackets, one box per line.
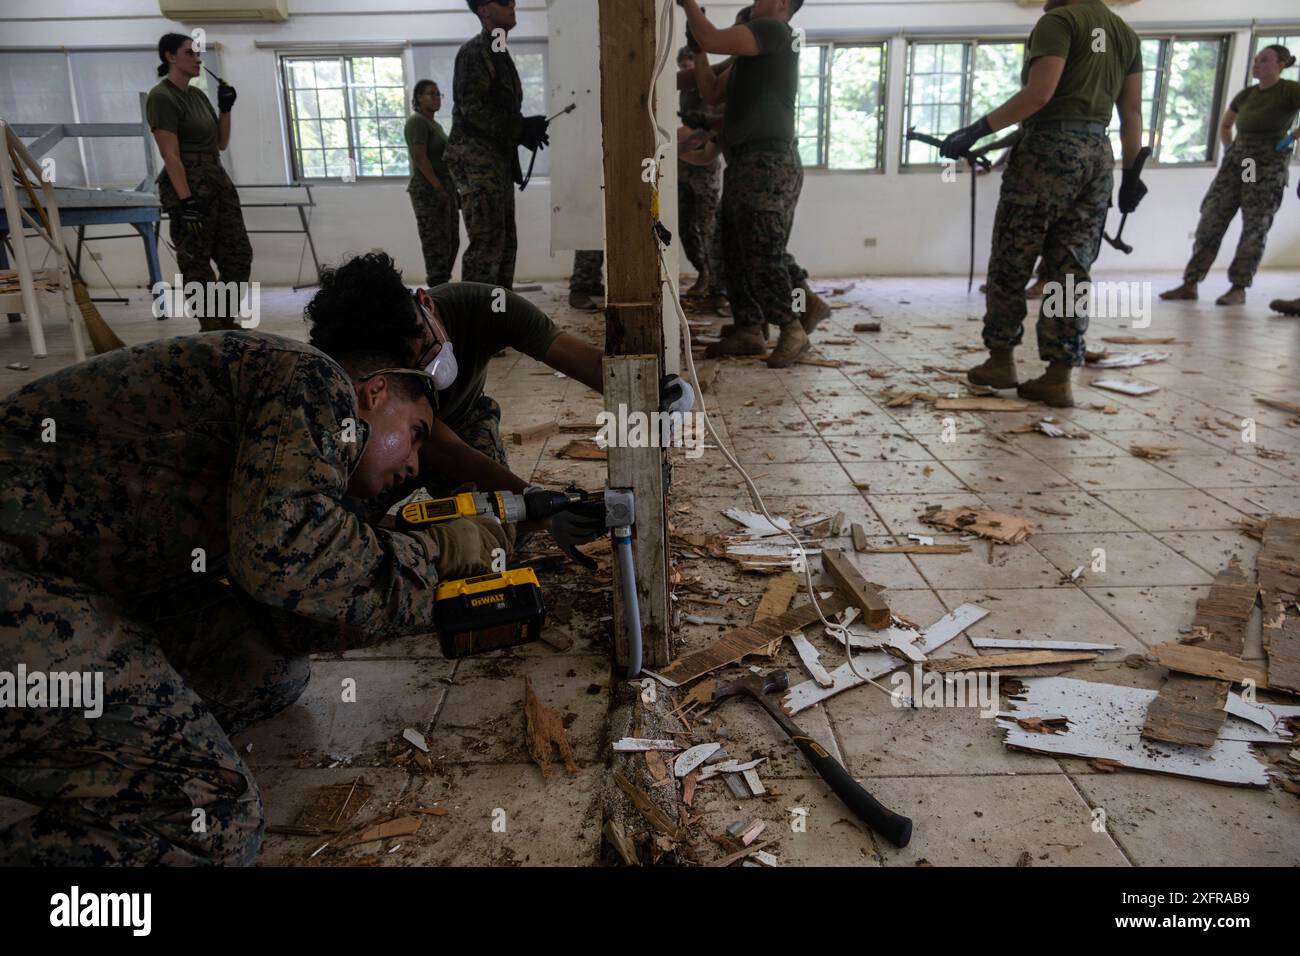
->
[8, 143, 125, 354]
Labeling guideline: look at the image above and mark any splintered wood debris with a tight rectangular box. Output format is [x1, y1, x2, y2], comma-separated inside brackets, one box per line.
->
[932, 397, 1030, 412]
[1143, 560, 1258, 748]
[783, 603, 990, 714]
[1102, 335, 1177, 345]
[1150, 643, 1270, 688]
[821, 548, 890, 628]
[650, 595, 850, 687]
[524, 676, 579, 779]
[926, 650, 1100, 672]
[1087, 350, 1172, 369]
[920, 505, 1036, 544]
[788, 632, 835, 687]
[1092, 379, 1160, 396]
[1258, 516, 1300, 695]
[673, 743, 721, 778]
[556, 438, 608, 460]
[1130, 445, 1178, 460]
[612, 738, 680, 752]
[998, 677, 1280, 787]
[970, 637, 1118, 651]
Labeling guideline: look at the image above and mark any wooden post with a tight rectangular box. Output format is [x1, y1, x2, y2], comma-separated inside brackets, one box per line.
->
[598, 0, 671, 669]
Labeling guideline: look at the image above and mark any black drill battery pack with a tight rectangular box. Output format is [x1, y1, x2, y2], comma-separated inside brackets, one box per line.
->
[433, 568, 545, 658]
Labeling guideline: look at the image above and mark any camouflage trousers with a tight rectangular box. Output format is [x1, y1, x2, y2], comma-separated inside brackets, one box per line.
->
[570, 250, 605, 296]
[445, 144, 517, 289]
[983, 129, 1113, 366]
[426, 394, 508, 498]
[1183, 144, 1290, 288]
[0, 563, 314, 865]
[157, 158, 252, 332]
[679, 160, 721, 282]
[409, 179, 461, 287]
[720, 146, 804, 331]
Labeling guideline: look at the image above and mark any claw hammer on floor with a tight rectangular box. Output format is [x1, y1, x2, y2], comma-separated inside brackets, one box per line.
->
[711, 670, 913, 847]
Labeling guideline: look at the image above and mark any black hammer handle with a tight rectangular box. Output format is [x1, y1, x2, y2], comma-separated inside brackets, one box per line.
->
[789, 732, 913, 848]
[755, 696, 913, 847]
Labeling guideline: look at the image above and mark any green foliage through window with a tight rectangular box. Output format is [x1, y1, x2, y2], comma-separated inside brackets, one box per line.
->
[282, 53, 410, 179]
[793, 42, 886, 170]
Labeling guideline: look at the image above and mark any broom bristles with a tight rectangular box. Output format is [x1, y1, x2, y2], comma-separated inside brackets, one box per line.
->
[72, 277, 126, 354]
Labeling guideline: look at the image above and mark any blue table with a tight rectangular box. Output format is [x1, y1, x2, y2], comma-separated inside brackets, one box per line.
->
[0, 192, 163, 290]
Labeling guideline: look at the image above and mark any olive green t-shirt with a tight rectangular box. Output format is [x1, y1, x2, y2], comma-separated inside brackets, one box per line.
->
[1022, 0, 1142, 126]
[146, 78, 219, 154]
[722, 17, 798, 153]
[404, 112, 452, 191]
[1230, 79, 1300, 145]
[427, 281, 562, 430]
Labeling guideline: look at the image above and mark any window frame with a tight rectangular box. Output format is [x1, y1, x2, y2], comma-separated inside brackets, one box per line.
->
[793, 37, 889, 174]
[278, 48, 411, 183]
[900, 36, 1026, 171]
[1138, 33, 1233, 168]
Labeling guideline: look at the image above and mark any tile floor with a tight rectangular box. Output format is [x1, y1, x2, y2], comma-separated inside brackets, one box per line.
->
[2, 269, 1298, 866]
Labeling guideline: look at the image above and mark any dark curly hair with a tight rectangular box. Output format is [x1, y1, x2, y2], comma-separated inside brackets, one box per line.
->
[305, 252, 434, 403]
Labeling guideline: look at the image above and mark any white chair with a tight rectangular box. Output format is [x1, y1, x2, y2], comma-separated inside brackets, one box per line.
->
[0, 118, 87, 362]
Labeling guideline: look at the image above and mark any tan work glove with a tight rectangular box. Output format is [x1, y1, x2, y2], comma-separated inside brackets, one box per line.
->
[420, 515, 514, 580]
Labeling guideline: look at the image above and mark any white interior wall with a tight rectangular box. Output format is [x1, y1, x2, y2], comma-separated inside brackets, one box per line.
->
[2, 0, 1298, 288]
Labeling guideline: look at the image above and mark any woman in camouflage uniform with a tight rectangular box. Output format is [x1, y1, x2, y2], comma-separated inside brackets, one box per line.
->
[147, 33, 251, 331]
[1161, 44, 1300, 306]
[405, 79, 460, 287]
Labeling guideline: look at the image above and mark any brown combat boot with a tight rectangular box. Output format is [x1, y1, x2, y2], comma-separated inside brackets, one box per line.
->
[705, 326, 768, 358]
[1215, 285, 1246, 306]
[1270, 297, 1300, 317]
[1017, 361, 1074, 408]
[966, 347, 1018, 389]
[569, 290, 602, 310]
[765, 323, 811, 369]
[684, 273, 711, 298]
[720, 321, 771, 340]
[1159, 282, 1198, 301]
[798, 280, 832, 334]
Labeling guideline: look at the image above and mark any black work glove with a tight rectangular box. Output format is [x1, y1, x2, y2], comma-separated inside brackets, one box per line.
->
[939, 116, 992, 160]
[685, 22, 701, 54]
[1118, 167, 1148, 215]
[551, 500, 607, 568]
[217, 82, 237, 114]
[177, 196, 204, 239]
[659, 373, 695, 417]
[520, 115, 550, 151]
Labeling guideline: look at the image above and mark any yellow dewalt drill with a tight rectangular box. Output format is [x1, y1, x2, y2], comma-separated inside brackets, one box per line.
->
[398, 487, 602, 658]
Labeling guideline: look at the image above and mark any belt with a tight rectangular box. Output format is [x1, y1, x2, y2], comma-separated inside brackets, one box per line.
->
[179, 151, 220, 162]
[1028, 120, 1107, 136]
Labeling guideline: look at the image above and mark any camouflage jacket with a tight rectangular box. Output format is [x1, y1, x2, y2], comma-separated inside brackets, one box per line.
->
[0, 332, 441, 640]
[448, 28, 524, 155]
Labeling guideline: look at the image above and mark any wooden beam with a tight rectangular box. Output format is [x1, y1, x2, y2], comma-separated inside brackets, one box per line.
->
[820, 548, 890, 629]
[598, 0, 662, 357]
[605, 355, 670, 668]
[599, 0, 672, 671]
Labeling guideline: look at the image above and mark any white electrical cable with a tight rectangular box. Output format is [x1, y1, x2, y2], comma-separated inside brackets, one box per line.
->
[650, 2, 900, 700]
